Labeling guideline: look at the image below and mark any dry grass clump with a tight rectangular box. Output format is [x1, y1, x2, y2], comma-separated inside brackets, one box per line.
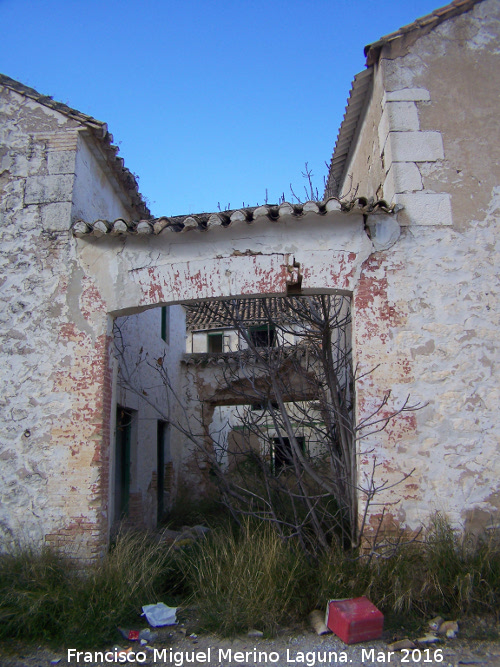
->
[186, 514, 500, 635]
[0, 513, 498, 645]
[183, 520, 309, 635]
[314, 513, 500, 620]
[0, 531, 180, 647]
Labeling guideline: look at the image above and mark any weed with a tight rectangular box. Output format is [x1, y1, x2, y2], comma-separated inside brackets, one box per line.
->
[183, 520, 308, 636]
[311, 514, 500, 622]
[0, 514, 498, 645]
[0, 546, 69, 642]
[0, 531, 182, 647]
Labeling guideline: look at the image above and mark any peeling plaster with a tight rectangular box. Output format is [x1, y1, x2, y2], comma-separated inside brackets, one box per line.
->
[1, 1, 500, 557]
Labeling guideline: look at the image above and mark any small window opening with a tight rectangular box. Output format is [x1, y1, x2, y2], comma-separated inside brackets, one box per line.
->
[273, 436, 305, 473]
[207, 331, 224, 353]
[249, 324, 276, 347]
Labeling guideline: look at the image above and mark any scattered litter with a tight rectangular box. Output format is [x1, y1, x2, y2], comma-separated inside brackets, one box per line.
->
[142, 602, 177, 627]
[118, 627, 140, 641]
[179, 627, 187, 636]
[309, 610, 330, 636]
[113, 646, 134, 658]
[139, 628, 158, 643]
[387, 616, 459, 649]
[428, 616, 444, 632]
[248, 629, 264, 638]
[438, 620, 459, 638]
[387, 639, 416, 651]
[50, 660, 62, 665]
[416, 634, 441, 644]
[190, 633, 198, 639]
[326, 596, 383, 644]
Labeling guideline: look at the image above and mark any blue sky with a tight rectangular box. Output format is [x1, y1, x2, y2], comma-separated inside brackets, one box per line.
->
[1, 0, 442, 217]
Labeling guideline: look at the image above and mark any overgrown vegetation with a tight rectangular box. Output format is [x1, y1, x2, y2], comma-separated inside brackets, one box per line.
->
[185, 514, 500, 635]
[0, 531, 183, 647]
[184, 520, 308, 636]
[117, 294, 420, 553]
[0, 515, 499, 646]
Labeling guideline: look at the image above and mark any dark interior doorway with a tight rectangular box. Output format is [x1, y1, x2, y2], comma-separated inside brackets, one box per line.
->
[273, 435, 305, 473]
[157, 420, 170, 523]
[114, 406, 134, 521]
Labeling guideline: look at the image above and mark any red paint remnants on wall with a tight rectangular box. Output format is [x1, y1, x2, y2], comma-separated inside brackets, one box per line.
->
[145, 267, 166, 304]
[80, 277, 107, 320]
[51, 319, 112, 556]
[301, 251, 359, 291]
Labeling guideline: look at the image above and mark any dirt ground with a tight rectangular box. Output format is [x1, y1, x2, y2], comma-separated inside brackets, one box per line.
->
[1, 618, 499, 667]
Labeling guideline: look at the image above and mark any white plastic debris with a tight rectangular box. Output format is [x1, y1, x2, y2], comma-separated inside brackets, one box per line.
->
[141, 602, 177, 627]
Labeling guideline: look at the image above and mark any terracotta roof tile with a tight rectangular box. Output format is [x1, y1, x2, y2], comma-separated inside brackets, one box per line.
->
[324, 69, 373, 199]
[186, 296, 292, 330]
[184, 294, 348, 331]
[72, 198, 394, 238]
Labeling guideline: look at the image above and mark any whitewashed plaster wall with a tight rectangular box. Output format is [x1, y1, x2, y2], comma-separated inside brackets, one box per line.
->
[0, 85, 144, 557]
[1, 86, 90, 555]
[76, 212, 370, 315]
[72, 133, 134, 224]
[338, 0, 500, 533]
[75, 209, 400, 509]
[113, 305, 186, 528]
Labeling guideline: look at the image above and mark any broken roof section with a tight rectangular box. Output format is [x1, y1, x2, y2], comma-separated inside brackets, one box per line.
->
[324, 0, 485, 198]
[0, 73, 150, 219]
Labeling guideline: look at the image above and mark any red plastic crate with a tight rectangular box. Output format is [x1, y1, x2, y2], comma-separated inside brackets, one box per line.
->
[326, 596, 384, 644]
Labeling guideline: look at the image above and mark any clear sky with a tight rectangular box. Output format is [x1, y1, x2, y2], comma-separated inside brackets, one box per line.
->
[1, 0, 442, 218]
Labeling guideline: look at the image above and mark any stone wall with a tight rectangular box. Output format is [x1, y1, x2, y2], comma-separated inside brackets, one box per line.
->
[339, 0, 500, 532]
[1, 0, 498, 558]
[0, 84, 143, 557]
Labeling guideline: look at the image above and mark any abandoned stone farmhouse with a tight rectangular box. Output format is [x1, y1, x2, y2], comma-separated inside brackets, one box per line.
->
[1, 0, 499, 558]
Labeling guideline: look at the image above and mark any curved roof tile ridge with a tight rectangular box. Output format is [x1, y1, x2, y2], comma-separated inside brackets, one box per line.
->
[73, 197, 395, 238]
[324, 69, 373, 200]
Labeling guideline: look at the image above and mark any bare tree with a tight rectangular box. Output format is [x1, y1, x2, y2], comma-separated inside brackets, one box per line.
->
[114, 295, 420, 555]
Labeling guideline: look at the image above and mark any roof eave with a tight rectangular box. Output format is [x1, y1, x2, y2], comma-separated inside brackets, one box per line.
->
[364, 0, 484, 66]
[0, 73, 150, 220]
[324, 68, 374, 200]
